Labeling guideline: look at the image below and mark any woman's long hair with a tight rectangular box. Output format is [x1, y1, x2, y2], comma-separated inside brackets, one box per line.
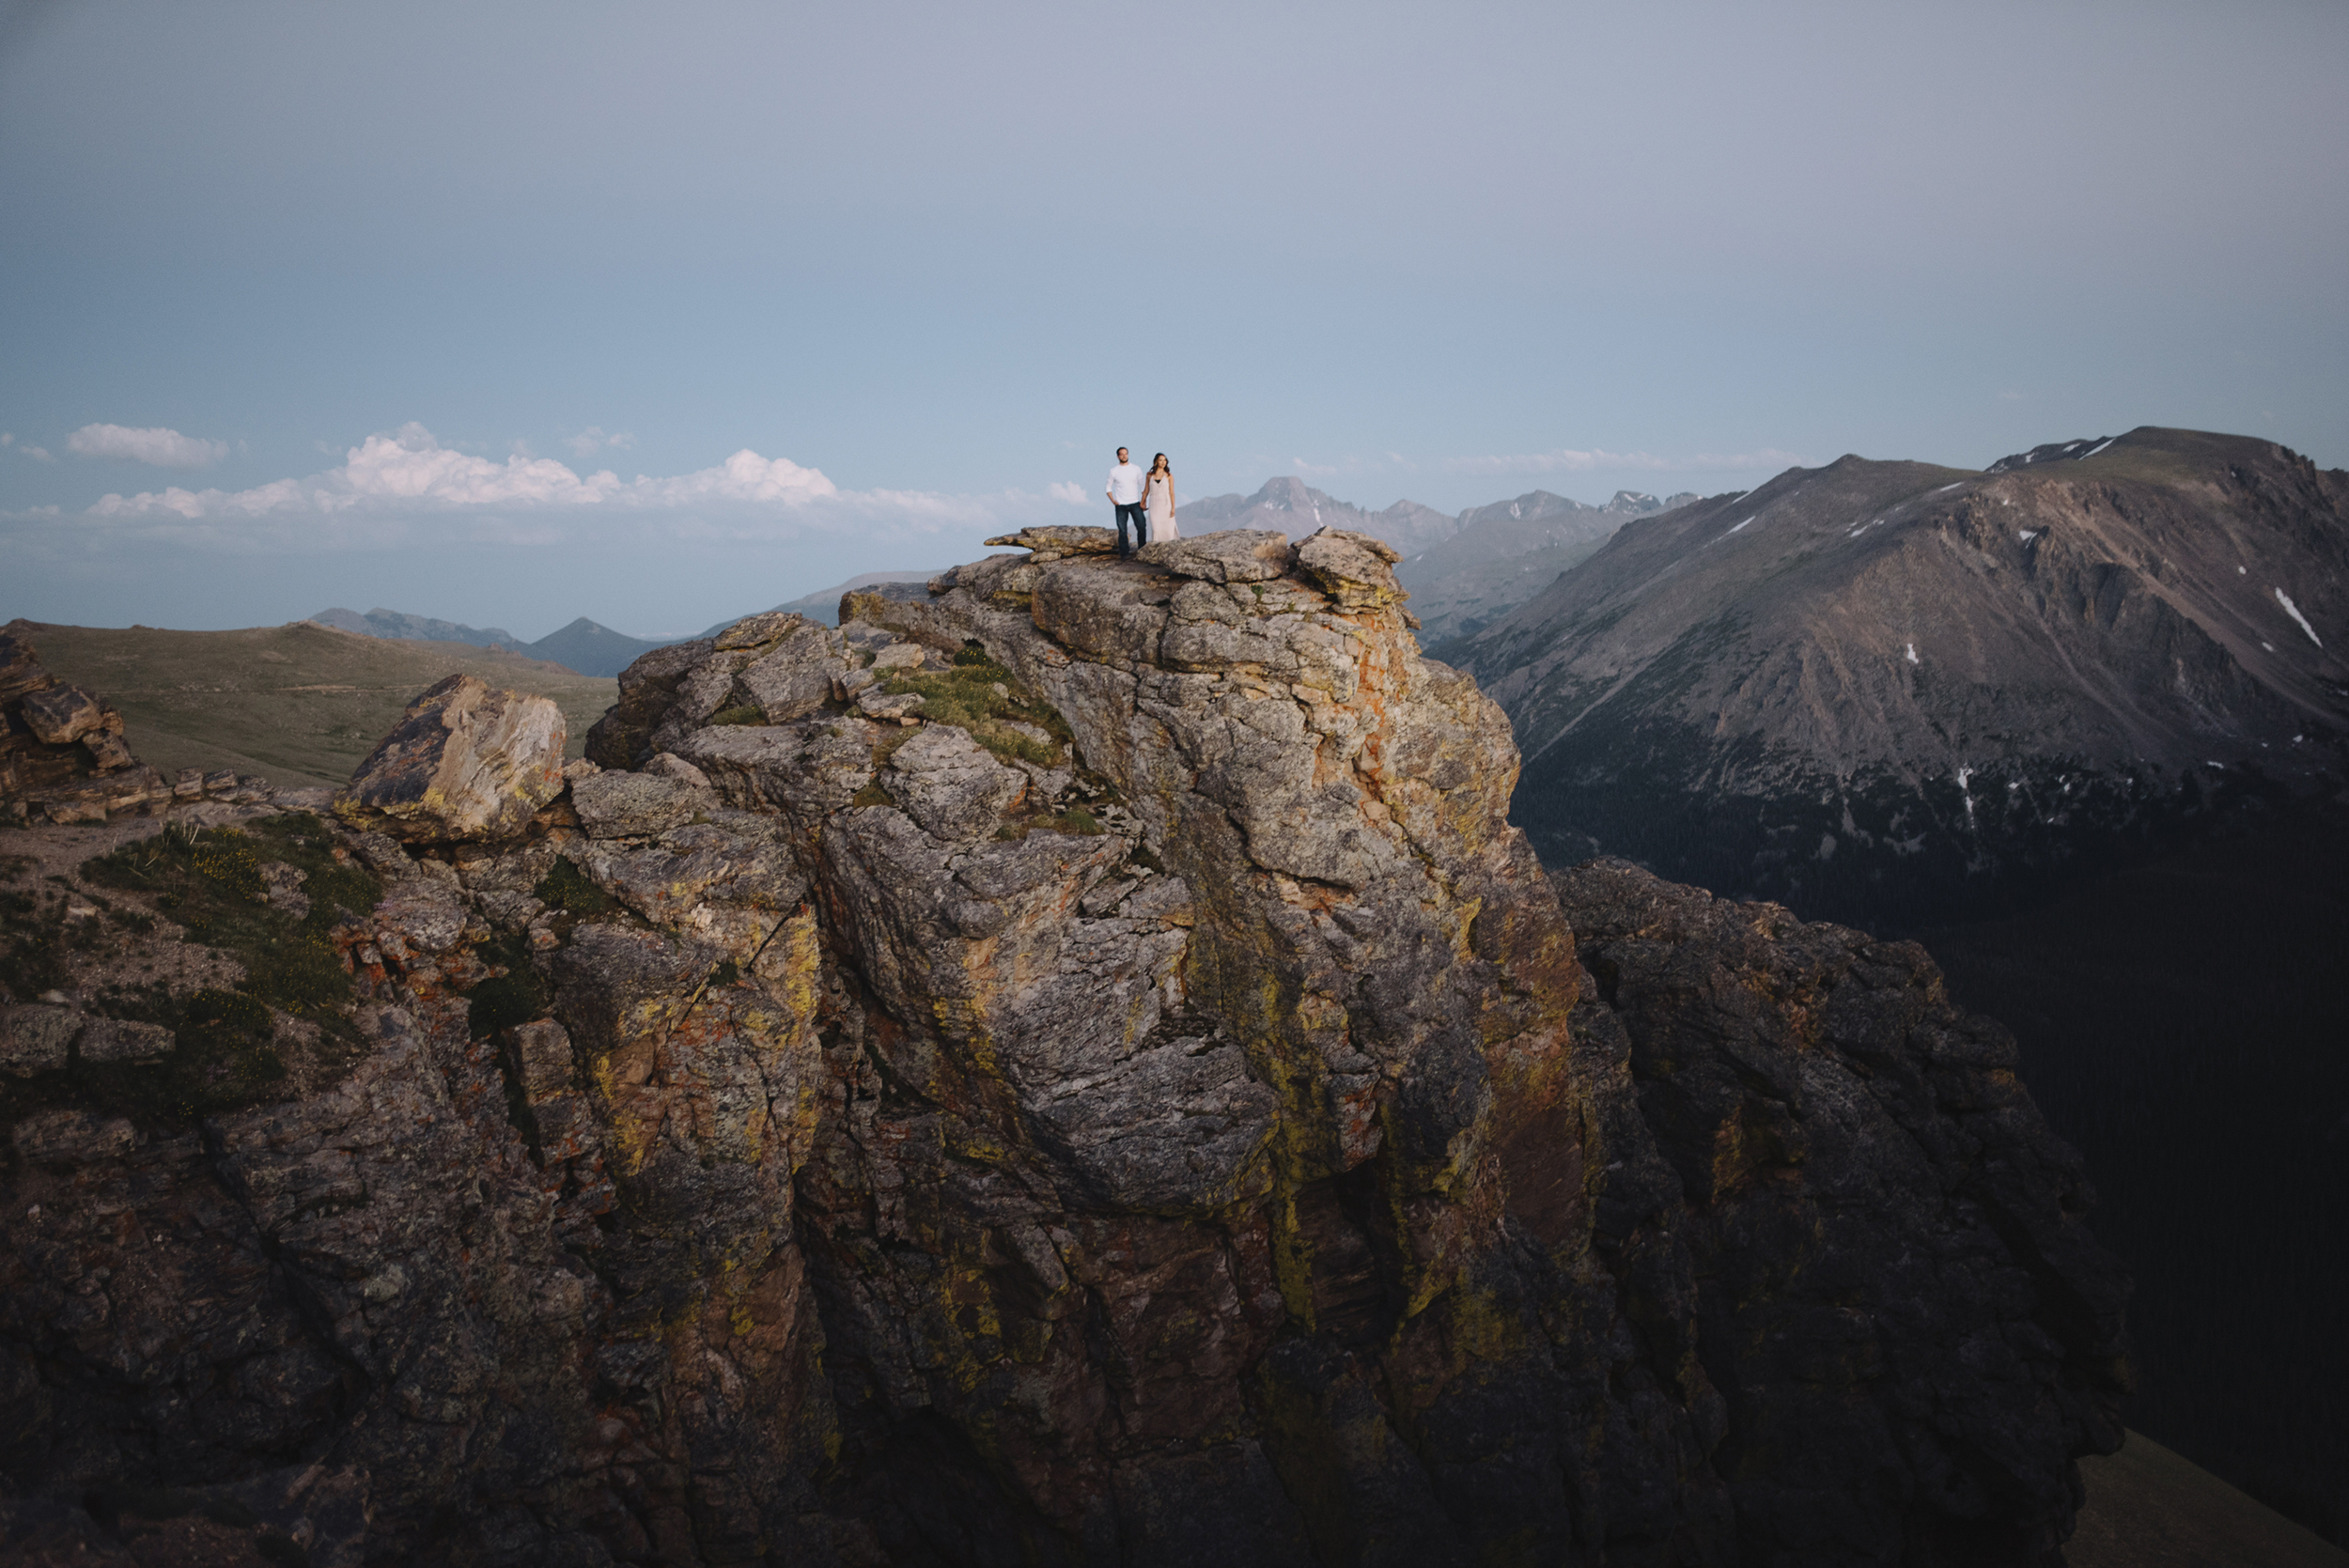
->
[1152, 453, 1170, 475]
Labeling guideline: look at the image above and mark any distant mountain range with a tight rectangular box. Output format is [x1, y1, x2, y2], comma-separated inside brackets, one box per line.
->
[1439, 426, 2349, 924]
[1176, 476, 1457, 555]
[1175, 477, 1701, 643]
[1397, 489, 1699, 643]
[1421, 427, 2349, 1547]
[310, 607, 519, 648]
[309, 607, 666, 678]
[313, 568, 949, 678]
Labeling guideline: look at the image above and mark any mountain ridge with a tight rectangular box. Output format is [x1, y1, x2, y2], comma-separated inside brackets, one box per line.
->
[1398, 487, 1702, 643]
[1175, 475, 1458, 554]
[308, 607, 667, 677]
[1438, 427, 2349, 1538]
[309, 605, 519, 647]
[521, 615, 674, 677]
[1446, 425, 2349, 924]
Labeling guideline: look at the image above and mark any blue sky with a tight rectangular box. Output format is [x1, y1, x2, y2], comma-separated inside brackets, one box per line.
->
[4, 0, 2345, 640]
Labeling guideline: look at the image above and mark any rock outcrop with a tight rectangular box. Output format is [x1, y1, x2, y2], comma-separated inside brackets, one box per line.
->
[0, 533, 2127, 1564]
[0, 622, 163, 824]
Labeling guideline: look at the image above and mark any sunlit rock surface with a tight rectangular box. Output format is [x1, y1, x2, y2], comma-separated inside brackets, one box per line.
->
[334, 673, 567, 844]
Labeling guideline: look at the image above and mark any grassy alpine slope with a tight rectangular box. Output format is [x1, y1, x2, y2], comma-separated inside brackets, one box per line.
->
[18, 619, 615, 789]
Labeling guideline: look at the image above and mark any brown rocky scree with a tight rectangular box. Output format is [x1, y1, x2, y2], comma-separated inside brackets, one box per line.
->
[1, 527, 2126, 1565]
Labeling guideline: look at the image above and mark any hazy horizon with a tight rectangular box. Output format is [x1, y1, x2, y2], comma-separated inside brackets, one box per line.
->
[6, 0, 2344, 640]
[20, 468, 1727, 644]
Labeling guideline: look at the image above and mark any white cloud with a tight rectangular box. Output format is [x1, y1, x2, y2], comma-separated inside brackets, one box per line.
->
[1292, 457, 1337, 477]
[1445, 446, 1808, 475]
[637, 446, 841, 506]
[4, 433, 55, 461]
[66, 423, 229, 468]
[85, 422, 841, 521]
[49, 421, 1044, 553]
[567, 427, 636, 458]
[1048, 480, 1089, 505]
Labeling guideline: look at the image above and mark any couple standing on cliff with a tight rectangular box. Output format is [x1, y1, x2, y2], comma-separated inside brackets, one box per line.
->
[1106, 446, 1177, 558]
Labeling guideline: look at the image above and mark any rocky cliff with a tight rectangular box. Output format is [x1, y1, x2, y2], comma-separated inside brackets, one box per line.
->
[0, 527, 2125, 1565]
[1446, 427, 2349, 924]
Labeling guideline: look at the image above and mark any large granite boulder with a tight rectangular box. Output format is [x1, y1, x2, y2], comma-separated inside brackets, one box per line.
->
[732, 618, 850, 723]
[1136, 527, 1292, 583]
[878, 722, 1026, 841]
[1294, 524, 1405, 610]
[334, 673, 565, 843]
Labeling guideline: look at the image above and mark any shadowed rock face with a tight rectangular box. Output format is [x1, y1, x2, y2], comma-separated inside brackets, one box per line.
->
[1448, 427, 2349, 925]
[0, 533, 2126, 1565]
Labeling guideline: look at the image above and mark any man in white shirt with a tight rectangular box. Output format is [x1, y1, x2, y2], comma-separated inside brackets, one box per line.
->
[1106, 447, 1147, 557]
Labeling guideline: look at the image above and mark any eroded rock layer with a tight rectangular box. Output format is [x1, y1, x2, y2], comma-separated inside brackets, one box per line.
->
[0, 529, 2125, 1565]
[0, 621, 163, 824]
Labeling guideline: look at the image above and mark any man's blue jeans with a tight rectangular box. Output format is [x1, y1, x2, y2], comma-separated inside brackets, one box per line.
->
[1114, 503, 1149, 554]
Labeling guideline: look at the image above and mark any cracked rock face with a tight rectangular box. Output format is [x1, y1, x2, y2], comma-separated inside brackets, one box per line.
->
[0, 530, 2127, 1565]
[18, 684, 106, 747]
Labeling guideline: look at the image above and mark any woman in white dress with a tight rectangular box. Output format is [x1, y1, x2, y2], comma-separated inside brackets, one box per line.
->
[1143, 453, 1178, 542]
